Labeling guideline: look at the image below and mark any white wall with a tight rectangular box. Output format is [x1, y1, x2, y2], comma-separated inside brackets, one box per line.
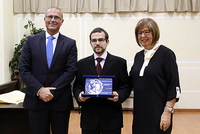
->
[0, 0, 14, 84]
[0, 1, 4, 84]
[10, 12, 200, 109]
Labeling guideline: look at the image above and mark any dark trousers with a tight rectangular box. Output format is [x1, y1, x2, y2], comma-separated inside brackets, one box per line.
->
[82, 127, 121, 134]
[28, 103, 71, 134]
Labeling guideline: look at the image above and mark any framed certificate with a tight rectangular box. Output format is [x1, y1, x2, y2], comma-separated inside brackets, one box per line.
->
[81, 75, 115, 98]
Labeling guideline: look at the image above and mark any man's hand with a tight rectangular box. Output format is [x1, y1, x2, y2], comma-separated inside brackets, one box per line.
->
[107, 91, 119, 102]
[79, 91, 90, 102]
[38, 87, 56, 102]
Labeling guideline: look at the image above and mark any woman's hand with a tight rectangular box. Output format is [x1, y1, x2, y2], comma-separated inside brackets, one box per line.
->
[160, 109, 171, 131]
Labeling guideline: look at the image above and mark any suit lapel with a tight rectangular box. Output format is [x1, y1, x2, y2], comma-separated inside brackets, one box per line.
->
[101, 53, 114, 75]
[87, 55, 97, 75]
[39, 33, 49, 69]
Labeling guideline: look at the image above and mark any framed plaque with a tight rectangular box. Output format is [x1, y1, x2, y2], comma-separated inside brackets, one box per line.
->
[81, 75, 115, 98]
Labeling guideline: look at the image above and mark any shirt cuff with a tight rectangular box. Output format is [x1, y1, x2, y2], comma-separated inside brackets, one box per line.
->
[37, 87, 43, 96]
[78, 92, 83, 102]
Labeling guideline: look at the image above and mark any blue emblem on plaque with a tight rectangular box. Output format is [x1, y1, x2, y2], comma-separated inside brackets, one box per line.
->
[85, 79, 103, 94]
[82, 75, 115, 98]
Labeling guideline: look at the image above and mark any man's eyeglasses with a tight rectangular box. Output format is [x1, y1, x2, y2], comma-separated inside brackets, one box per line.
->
[45, 15, 62, 21]
[137, 29, 151, 37]
[91, 38, 106, 43]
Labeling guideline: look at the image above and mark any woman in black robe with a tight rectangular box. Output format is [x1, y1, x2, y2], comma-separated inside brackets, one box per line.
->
[130, 18, 181, 134]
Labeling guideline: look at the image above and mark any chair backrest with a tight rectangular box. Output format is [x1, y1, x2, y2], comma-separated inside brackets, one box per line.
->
[0, 80, 18, 94]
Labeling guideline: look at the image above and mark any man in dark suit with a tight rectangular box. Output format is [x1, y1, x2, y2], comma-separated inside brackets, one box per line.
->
[19, 7, 77, 134]
[73, 27, 131, 134]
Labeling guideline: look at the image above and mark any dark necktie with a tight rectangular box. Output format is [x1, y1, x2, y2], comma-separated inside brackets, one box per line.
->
[46, 36, 55, 68]
[96, 57, 103, 75]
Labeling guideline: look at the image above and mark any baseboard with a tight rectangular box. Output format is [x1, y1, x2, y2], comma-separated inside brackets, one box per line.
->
[122, 108, 133, 111]
[122, 108, 200, 112]
[174, 109, 200, 112]
[73, 107, 133, 111]
[73, 107, 200, 112]
[123, 109, 200, 112]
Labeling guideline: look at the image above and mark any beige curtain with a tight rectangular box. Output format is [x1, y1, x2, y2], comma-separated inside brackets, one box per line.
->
[13, 0, 23, 13]
[13, 0, 200, 13]
[116, 0, 130, 12]
[36, 0, 52, 13]
[77, 0, 98, 13]
[99, 0, 115, 13]
[165, 0, 175, 11]
[149, 0, 165, 12]
[14, 0, 51, 13]
[175, 0, 192, 12]
[130, 0, 148, 11]
[192, 0, 200, 11]
[52, 0, 77, 13]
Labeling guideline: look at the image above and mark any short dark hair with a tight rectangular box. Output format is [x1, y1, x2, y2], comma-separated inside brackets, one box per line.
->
[89, 27, 109, 42]
[135, 18, 160, 47]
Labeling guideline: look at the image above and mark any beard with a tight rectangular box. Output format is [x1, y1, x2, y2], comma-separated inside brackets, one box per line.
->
[93, 47, 105, 55]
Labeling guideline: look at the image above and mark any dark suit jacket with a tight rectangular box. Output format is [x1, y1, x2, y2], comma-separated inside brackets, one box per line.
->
[73, 52, 131, 130]
[19, 32, 77, 111]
